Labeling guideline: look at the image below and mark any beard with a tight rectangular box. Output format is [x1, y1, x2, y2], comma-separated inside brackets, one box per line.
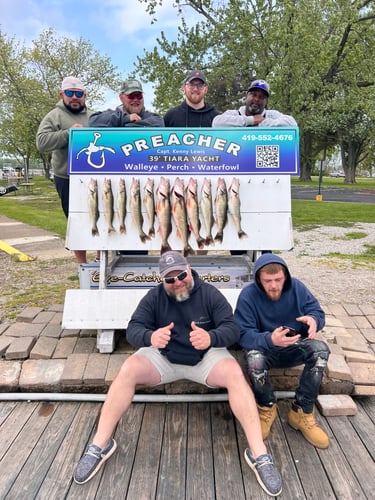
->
[64, 102, 85, 114]
[166, 277, 195, 302]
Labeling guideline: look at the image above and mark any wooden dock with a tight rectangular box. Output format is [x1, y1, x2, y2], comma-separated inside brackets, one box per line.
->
[0, 397, 374, 499]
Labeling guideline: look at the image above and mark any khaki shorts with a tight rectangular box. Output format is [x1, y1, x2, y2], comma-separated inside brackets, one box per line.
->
[134, 346, 234, 387]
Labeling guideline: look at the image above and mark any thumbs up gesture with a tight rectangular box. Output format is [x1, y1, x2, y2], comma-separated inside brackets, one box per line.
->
[189, 321, 211, 350]
[151, 322, 174, 348]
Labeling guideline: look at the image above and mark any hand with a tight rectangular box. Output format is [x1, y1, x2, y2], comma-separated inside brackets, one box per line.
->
[252, 115, 265, 126]
[189, 321, 211, 350]
[271, 326, 301, 347]
[151, 322, 174, 348]
[296, 316, 317, 339]
[129, 113, 142, 122]
[71, 123, 84, 128]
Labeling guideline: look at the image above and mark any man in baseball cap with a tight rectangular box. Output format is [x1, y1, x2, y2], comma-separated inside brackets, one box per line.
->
[89, 78, 163, 127]
[213, 77, 296, 127]
[36, 75, 90, 264]
[164, 69, 220, 127]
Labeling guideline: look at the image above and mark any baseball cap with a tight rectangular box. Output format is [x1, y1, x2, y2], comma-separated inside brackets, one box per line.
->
[184, 70, 207, 84]
[247, 79, 270, 97]
[120, 79, 143, 95]
[159, 251, 188, 277]
[61, 76, 85, 91]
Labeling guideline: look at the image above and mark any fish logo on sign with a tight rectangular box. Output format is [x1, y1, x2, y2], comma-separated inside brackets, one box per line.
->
[76, 132, 116, 168]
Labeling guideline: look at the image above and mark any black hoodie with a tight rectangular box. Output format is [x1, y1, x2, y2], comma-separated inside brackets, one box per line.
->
[164, 101, 221, 127]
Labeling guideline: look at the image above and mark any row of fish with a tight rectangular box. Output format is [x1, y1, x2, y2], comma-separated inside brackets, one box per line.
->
[88, 176, 248, 255]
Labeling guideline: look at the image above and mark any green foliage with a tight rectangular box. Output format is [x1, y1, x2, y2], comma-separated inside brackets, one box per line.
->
[135, 0, 375, 182]
[0, 28, 122, 178]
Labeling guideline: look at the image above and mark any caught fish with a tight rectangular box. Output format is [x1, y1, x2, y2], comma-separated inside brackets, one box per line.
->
[130, 178, 150, 243]
[143, 178, 155, 238]
[156, 176, 172, 254]
[200, 177, 214, 246]
[170, 177, 194, 256]
[214, 177, 228, 243]
[186, 177, 205, 249]
[117, 177, 127, 234]
[102, 177, 116, 235]
[88, 177, 99, 236]
[228, 177, 248, 240]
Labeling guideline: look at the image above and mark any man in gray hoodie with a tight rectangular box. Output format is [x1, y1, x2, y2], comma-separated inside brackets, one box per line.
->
[36, 76, 91, 264]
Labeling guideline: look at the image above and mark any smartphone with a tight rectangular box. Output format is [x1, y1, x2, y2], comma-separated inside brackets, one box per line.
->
[282, 325, 298, 337]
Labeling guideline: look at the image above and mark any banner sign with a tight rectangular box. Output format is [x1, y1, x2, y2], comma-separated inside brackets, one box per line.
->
[68, 127, 299, 176]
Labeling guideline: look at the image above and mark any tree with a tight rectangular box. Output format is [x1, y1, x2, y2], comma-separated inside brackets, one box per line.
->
[136, 0, 375, 182]
[0, 28, 121, 178]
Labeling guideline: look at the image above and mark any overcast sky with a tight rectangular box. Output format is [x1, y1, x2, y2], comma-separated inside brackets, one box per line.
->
[1, 0, 199, 110]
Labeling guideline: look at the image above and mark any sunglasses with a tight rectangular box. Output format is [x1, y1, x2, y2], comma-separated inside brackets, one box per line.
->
[64, 89, 85, 98]
[126, 92, 144, 100]
[163, 270, 188, 284]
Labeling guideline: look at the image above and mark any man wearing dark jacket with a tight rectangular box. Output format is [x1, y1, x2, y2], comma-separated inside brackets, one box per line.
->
[234, 254, 330, 449]
[89, 79, 164, 128]
[164, 70, 220, 127]
[74, 251, 282, 497]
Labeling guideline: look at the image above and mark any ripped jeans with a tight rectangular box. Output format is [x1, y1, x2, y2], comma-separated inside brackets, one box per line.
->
[245, 339, 330, 413]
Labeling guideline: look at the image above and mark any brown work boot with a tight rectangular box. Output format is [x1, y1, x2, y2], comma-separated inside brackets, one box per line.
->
[257, 404, 277, 439]
[288, 404, 329, 449]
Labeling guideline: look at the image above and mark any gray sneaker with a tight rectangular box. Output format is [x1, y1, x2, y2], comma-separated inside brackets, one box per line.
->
[74, 438, 117, 484]
[244, 449, 282, 497]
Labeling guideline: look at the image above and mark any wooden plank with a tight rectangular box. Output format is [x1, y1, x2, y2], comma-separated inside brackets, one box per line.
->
[126, 403, 166, 499]
[359, 395, 375, 422]
[186, 403, 215, 500]
[314, 414, 366, 498]
[156, 403, 188, 499]
[0, 401, 18, 426]
[0, 401, 37, 462]
[326, 415, 375, 498]
[0, 402, 54, 498]
[37, 402, 101, 499]
[266, 407, 306, 499]
[277, 400, 336, 499]
[210, 402, 246, 500]
[6, 402, 79, 498]
[95, 403, 146, 499]
[349, 403, 375, 461]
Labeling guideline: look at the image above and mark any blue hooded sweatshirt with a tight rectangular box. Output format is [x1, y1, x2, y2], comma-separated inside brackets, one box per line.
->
[234, 254, 325, 351]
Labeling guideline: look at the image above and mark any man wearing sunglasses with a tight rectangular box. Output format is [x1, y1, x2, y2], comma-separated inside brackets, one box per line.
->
[89, 79, 164, 128]
[74, 251, 282, 497]
[164, 69, 221, 127]
[36, 76, 91, 263]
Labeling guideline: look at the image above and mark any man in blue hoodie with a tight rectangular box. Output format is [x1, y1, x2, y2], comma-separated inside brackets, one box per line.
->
[234, 254, 330, 449]
[74, 251, 282, 496]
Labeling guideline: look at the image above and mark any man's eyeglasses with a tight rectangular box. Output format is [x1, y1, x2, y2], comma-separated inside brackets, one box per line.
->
[186, 82, 206, 89]
[163, 270, 188, 284]
[126, 92, 144, 100]
[64, 90, 85, 98]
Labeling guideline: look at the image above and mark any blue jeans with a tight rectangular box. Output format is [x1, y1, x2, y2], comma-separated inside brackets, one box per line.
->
[245, 339, 330, 413]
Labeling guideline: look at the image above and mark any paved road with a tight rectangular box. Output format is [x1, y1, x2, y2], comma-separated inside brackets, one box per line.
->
[291, 186, 375, 203]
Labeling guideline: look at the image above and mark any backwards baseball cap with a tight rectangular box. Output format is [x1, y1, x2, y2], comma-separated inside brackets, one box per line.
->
[159, 251, 188, 277]
[120, 79, 143, 95]
[184, 70, 207, 84]
[61, 76, 85, 91]
[247, 79, 270, 97]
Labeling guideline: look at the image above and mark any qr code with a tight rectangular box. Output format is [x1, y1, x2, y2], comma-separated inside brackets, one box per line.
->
[256, 145, 280, 168]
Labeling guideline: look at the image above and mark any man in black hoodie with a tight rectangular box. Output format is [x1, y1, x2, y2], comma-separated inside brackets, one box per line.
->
[164, 70, 220, 127]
